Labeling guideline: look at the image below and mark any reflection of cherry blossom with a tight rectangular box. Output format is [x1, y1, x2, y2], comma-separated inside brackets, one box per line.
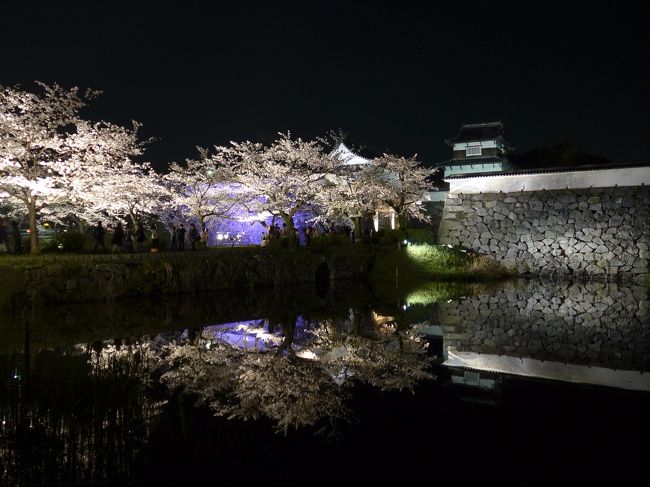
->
[146, 318, 433, 434]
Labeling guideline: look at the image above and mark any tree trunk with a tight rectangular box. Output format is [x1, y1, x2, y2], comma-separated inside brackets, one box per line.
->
[352, 216, 362, 242]
[397, 212, 408, 230]
[281, 213, 297, 248]
[128, 210, 138, 230]
[27, 199, 40, 254]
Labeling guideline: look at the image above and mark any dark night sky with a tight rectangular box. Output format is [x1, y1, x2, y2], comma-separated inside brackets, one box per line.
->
[2, 0, 649, 170]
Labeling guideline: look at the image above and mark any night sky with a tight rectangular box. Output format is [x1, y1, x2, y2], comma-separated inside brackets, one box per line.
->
[2, 1, 648, 170]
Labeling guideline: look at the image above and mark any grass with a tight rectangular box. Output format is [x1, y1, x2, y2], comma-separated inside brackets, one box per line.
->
[366, 243, 514, 315]
[368, 243, 513, 284]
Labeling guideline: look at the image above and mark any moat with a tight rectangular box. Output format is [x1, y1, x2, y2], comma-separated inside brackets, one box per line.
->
[1, 278, 648, 486]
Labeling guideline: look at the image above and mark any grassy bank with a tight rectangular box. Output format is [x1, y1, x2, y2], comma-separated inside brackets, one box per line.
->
[366, 242, 513, 305]
[369, 242, 513, 283]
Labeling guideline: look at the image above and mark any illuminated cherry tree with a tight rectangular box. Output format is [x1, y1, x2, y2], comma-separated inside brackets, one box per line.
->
[0, 82, 153, 252]
[318, 165, 384, 237]
[164, 147, 240, 230]
[0, 83, 93, 252]
[216, 133, 338, 244]
[81, 160, 166, 231]
[42, 120, 159, 230]
[369, 153, 438, 228]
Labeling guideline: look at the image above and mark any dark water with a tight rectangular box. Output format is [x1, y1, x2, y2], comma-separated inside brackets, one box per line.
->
[1, 279, 649, 486]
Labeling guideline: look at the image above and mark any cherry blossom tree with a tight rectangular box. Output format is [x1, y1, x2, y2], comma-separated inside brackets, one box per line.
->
[164, 147, 240, 230]
[81, 160, 166, 231]
[369, 153, 437, 229]
[317, 137, 438, 236]
[216, 133, 338, 245]
[0, 82, 96, 252]
[317, 165, 383, 238]
[0, 82, 154, 252]
[39, 120, 159, 231]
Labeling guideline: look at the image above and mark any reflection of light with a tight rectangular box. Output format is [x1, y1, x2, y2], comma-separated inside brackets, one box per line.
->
[402, 239, 408, 245]
[204, 321, 285, 350]
[57, 243, 64, 249]
[402, 304, 408, 310]
[296, 350, 317, 360]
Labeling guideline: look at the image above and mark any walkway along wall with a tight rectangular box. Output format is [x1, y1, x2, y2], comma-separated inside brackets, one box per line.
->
[437, 166, 650, 283]
[0, 248, 371, 310]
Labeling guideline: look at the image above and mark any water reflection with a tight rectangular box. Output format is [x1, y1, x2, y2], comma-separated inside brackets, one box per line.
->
[437, 279, 650, 389]
[1, 278, 649, 485]
[0, 282, 442, 485]
[149, 315, 433, 434]
[0, 345, 161, 486]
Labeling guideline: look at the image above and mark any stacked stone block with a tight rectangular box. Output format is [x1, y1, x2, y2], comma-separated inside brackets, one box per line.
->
[438, 186, 650, 282]
[438, 279, 650, 371]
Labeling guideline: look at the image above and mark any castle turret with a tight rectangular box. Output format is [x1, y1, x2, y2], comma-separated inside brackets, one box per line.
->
[439, 121, 517, 177]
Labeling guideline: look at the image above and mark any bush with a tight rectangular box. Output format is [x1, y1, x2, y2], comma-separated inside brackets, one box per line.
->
[266, 237, 290, 250]
[51, 232, 88, 252]
[373, 228, 435, 246]
[310, 234, 352, 250]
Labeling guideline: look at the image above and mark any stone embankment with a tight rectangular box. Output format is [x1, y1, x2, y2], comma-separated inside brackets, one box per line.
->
[438, 279, 650, 371]
[0, 248, 370, 310]
[438, 186, 650, 282]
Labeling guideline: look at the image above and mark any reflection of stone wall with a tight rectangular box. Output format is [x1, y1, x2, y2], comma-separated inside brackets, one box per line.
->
[437, 280, 650, 371]
[437, 187, 650, 282]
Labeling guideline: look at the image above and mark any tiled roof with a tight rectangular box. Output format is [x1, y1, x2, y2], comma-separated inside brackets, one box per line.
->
[445, 121, 507, 146]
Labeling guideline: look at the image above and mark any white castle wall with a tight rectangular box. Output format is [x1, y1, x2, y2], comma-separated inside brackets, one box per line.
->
[447, 166, 650, 194]
[438, 167, 650, 282]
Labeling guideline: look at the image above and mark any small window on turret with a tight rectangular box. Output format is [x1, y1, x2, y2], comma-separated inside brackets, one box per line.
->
[466, 146, 482, 157]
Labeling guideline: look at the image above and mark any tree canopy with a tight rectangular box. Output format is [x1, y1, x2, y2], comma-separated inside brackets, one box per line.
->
[1, 82, 437, 252]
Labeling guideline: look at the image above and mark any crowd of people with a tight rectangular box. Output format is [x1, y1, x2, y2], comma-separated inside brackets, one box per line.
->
[0, 217, 374, 255]
[97, 221, 211, 253]
[0, 218, 213, 255]
[260, 221, 362, 247]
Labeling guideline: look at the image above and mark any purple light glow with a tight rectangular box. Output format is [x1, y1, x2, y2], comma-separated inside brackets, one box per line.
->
[202, 316, 316, 351]
[203, 209, 319, 246]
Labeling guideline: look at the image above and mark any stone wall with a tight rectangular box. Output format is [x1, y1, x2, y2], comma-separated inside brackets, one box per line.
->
[0, 248, 371, 310]
[437, 279, 650, 372]
[437, 186, 650, 282]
